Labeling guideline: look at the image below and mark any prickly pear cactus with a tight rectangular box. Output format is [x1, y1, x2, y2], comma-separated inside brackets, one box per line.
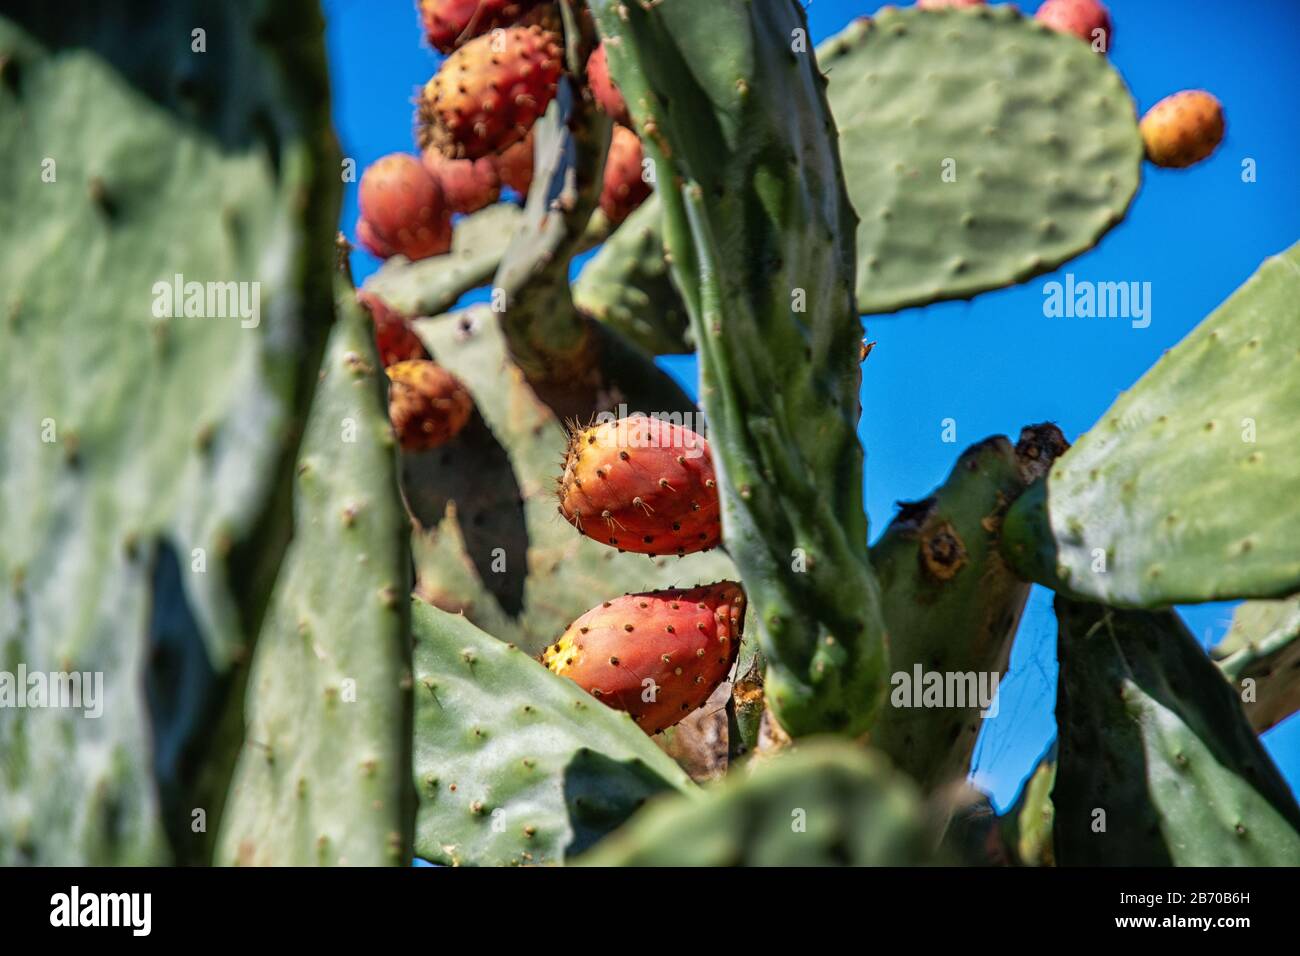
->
[1053, 598, 1300, 866]
[573, 194, 692, 356]
[570, 3, 1144, 343]
[822, 5, 1142, 314]
[578, 740, 937, 866]
[215, 278, 412, 867]
[388, 83, 735, 658]
[593, 0, 889, 738]
[1003, 242, 1300, 608]
[870, 431, 1059, 791]
[0, 0, 338, 864]
[403, 304, 736, 656]
[4, 0, 1294, 874]
[410, 598, 692, 866]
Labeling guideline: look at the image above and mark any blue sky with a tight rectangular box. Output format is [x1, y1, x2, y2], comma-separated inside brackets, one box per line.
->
[323, 0, 1300, 809]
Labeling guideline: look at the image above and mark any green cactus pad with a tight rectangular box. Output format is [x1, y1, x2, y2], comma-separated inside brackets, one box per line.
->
[489, 87, 607, 380]
[870, 434, 1040, 791]
[0, 0, 337, 864]
[593, 0, 889, 738]
[410, 598, 693, 866]
[1053, 597, 1300, 866]
[215, 279, 412, 866]
[1213, 597, 1300, 733]
[578, 739, 935, 866]
[405, 304, 735, 657]
[573, 195, 693, 356]
[360, 203, 524, 318]
[1002, 242, 1300, 607]
[822, 5, 1142, 314]
[1002, 748, 1056, 867]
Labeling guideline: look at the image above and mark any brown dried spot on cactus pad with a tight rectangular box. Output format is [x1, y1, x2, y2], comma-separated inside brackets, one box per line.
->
[1015, 422, 1071, 484]
[920, 520, 968, 581]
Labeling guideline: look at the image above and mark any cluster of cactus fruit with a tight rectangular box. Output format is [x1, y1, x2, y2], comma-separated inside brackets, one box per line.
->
[2, 0, 1295, 869]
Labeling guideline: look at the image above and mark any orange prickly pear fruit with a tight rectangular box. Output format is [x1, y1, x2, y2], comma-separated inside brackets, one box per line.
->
[386, 360, 473, 451]
[542, 583, 746, 734]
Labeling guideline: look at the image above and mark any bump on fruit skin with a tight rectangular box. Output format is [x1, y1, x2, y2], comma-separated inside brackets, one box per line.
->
[1140, 90, 1225, 169]
[357, 292, 429, 367]
[492, 129, 535, 195]
[1035, 0, 1113, 52]
[418, 25, 563, 161]
[357, 153, 453, 260]
[917, 0, 985, 9]
[599, 126, 653, 226]
[586, 42, 629, 126]
[557, 416, 721, 557]
[541, 583, 747, 734]
[422, 148, 501, 214]
[418, 0, 557, 54]
[386, 360, 474, 451]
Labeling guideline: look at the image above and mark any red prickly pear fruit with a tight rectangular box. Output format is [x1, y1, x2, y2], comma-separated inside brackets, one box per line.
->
[586, 42, 629, 126]
[1035, 0, 1113, 53]
[542, 582, 746, 734]
[357, 153, 453, 260]
[417, 0, 550, 54]
[386, 360, 474, 451]
[1140, 90, 1225, 169]
[421, 149, 501, 214]
[557, 415, 721, 557]
[599, 125, 652, 226]
[418, 25, 563, 161]
[492, 130, 535, 195]
[916, 0, 984, 8]
[357, 292, 429, 367]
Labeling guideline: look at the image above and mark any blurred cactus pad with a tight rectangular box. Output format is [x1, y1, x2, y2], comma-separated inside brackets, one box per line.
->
[0, 0, 1296, 868]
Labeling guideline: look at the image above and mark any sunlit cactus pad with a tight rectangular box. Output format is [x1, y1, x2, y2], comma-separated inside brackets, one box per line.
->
[410, 599, 692, 866]
[822, 5, 1142, 314]
[1002, 242, 1300, 607]
[1214, 596, 1300, 733]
